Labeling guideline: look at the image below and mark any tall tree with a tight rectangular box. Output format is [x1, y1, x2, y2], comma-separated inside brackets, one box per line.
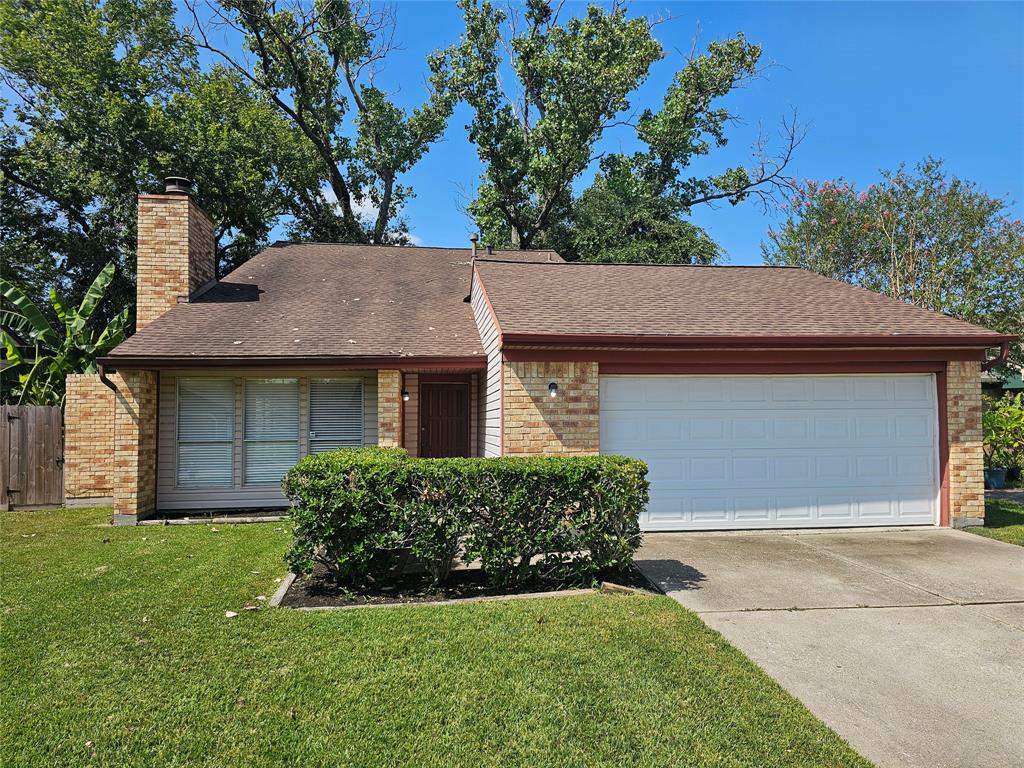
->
[184, 0, 455, 244]
[0, 0, 314, 324]
[763, 158, 1024, 366]
[0, 0, 184, 319]
[446, 0, 800, 261]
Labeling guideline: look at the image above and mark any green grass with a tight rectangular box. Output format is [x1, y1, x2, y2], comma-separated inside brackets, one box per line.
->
[1, 508, 870, 768]
[968, 500, 1024, 546]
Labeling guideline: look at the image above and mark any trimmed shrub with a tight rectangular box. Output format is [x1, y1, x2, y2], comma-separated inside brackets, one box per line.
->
[282, 449, 649, 589]
[461, 456, 648, 589]
[282, 447, 412, 582]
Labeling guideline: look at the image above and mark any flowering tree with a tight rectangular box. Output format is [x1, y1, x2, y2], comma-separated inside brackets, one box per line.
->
[763, 158, 1024, 366]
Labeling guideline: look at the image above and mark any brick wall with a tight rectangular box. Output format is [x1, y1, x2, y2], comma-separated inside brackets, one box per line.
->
[136, 194, 215, 329]
[502, 361, 599, 455]
[112, 370, 158, 524]
[377, 369, 402, 448]
[947, 360, 985, 526]
[403, 373, 419, 455]
[64, 374, 115, 504]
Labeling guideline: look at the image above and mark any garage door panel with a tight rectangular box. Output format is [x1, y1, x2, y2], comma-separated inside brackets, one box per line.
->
[601, 374, 939, 531]
[603, 408, 933, 449]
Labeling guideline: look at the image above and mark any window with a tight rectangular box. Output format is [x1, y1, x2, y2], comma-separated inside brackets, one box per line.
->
[309, 379, 364, 453]
[176, 378, 234, 488]
[244, 378, 299, 484]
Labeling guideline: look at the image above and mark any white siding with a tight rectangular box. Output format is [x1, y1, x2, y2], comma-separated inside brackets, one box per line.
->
[157, 369, 378, 511]
[471, 274, 503, 456]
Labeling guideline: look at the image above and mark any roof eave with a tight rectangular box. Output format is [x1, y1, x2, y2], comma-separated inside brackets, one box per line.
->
[99, 354, 488, 370]
[498, 332, 1016, 349]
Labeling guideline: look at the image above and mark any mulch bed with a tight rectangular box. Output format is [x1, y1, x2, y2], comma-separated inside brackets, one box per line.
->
[280, 563, 658, 608]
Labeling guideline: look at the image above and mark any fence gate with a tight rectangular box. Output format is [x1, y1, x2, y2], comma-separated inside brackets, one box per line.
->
[1, 406, 64, 510]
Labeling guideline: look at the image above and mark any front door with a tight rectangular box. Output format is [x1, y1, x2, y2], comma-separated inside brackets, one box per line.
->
[419, 382, 470, 457]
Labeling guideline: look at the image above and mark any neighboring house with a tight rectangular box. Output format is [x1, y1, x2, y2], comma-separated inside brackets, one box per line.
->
[65, 179, 1013, 529]
[982, 365, 1024, 399]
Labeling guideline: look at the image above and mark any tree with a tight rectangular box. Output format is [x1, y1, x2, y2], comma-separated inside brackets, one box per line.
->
[446, 0, 800, 261]
[0, 0, 185, 321]
[1, 262, 128, 405]
[0, 0, 316, 324]
[763, 158, 1024, 366]
[184, 0, 455, 244]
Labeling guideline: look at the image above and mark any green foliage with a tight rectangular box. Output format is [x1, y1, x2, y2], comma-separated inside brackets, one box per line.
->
[1, 506, 872, 768]
[0, 0, 316, 323]
[280, 447, 410, 581]
[1, 262, 128, 405]
[282, 448, 649, 589]
[763, 158, 1024, 366]
[983, 394, 1024, 471]
[969, 500, 1024, 547]
[186, 0, 455, 244]
[446, 1, 797, 262]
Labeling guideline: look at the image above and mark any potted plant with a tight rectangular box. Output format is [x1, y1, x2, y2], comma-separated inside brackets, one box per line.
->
[983, 394, 1024, 489]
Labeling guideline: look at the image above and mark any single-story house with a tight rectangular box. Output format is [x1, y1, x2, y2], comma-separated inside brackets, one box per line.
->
[64, 179, 1013, 529]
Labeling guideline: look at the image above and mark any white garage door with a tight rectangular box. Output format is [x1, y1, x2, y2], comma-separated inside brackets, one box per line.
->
[600, 374, 940, 531]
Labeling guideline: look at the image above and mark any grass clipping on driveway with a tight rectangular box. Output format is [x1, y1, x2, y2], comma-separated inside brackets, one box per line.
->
[0, 508, 870, 768]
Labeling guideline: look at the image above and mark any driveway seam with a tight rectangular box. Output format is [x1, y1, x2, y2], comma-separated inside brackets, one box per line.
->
[786, 533, 961, 605]
[696, 599, 1024, 616]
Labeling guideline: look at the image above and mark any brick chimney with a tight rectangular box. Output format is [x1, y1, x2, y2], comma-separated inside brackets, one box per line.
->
[135, 177, 216, 329]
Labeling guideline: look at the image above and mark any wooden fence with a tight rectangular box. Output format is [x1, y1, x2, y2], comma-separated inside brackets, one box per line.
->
[1, 405, 64, 510]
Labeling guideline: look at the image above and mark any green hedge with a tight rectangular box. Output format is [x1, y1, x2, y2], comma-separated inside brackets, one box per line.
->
[282, 448, 649, 589]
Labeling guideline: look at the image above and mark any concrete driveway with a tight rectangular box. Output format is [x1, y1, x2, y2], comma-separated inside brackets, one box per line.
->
[636, 528, 1024, 768]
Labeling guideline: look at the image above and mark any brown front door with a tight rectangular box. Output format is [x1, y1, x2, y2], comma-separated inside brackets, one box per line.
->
[419, 382, 470, 457]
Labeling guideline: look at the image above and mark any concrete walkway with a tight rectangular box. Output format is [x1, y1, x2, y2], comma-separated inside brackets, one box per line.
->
[636, 528, 1024, 768]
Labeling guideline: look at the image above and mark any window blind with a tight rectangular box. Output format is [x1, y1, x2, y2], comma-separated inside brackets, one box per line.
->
[309, 379, 364, 453]
[244, 378, 299, 484]
[176, 378, 234, 488]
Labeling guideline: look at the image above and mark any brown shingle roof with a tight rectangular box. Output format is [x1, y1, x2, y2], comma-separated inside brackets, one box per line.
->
[108, 243, 500, 363]
[474, 260, 1008, 345]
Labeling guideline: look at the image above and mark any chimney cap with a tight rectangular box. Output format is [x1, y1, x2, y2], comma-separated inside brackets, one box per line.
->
[469, 233, 479, 244]
[164, 176, 193, 195]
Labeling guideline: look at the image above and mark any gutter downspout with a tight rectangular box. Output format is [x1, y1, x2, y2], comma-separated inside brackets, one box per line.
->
[98, 362, 118, 392]
[981, 341, 1011, 372]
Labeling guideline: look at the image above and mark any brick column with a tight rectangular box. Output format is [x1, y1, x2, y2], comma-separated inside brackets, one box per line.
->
[112, 370, 158, 525]
[64, 374, 115, 506]
[136, 193, 215, 329]
[947, 360, 985, 527]
[377, 369, 402, 448]
[502, 361, 599, 455]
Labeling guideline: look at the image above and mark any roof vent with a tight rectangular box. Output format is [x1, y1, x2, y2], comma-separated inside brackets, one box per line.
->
[485, 245, 493, 256]
[469, 232, 478, 259]
[164, 176, 193, 195]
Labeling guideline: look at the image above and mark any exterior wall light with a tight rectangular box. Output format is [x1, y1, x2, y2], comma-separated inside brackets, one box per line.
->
[401, 389, 410, 402]
[548, 382, 558, 398]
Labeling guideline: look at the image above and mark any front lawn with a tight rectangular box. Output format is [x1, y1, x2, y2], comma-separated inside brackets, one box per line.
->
[968, 499, 1024, 546]
[0, 508, 870, 768]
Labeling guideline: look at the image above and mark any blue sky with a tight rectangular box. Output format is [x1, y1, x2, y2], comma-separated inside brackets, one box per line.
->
[338, 1, 1023, 264]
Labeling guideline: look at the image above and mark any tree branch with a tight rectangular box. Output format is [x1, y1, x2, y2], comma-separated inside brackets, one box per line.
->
[1, 161, 91, 235]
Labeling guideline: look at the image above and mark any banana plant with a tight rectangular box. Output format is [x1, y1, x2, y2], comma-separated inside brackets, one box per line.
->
[1, 263, 129, 406]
